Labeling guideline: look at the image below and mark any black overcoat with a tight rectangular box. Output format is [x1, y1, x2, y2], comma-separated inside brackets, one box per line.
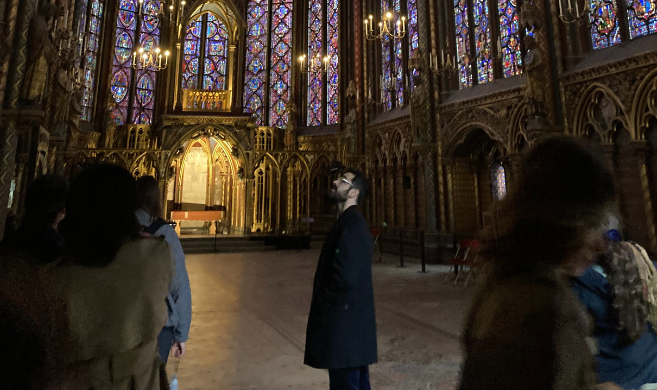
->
[304, 205, 378, 369]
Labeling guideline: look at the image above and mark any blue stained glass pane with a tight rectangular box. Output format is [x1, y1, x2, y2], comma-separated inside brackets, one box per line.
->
[590, 0, 621, 49]
[474, 0, 493, 84]
[182, 15, 202, 91]
[499, 0, 522, 77]
[626, 0, 656, 39]
[454, 0, 472, 88]
[203, 13, 228, 91]
[327, 0, 339, 123]
[270, 0, 293, 127]
[244, 0, 270, 125]
[307, 0, 322, 126]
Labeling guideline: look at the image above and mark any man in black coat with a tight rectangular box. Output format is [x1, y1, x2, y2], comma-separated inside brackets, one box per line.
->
[304, 168, 377, 390]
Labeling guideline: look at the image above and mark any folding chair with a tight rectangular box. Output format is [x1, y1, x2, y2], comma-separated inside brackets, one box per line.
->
[462, 240, 481, 287]
[371, 228, 383, 263]
[446, 239, 480, 286]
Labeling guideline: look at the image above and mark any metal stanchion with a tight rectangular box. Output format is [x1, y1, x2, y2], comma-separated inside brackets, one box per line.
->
[399, 230, 405, 267]
[420, 230, 426, 273]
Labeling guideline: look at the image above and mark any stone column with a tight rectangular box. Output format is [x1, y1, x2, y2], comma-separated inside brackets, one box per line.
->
[244, 177, 254, 234]
[416, 158, 427, 230]
[385, 165, 395, 226]
[445, 159, 455, 233]
[395, 167, 405, 227]
[405, 162, 416, 228]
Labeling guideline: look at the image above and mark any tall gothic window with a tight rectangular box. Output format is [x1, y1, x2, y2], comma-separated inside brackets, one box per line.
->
[491, 162, 507, 201]
[80, 0, 105, 121]
[182, 12, 229, 90]
[306, 0, 339, 126]
[454, 0, 522, 89]
[589, 0, 656, 50]
[243, 0, 294, 127]
[498, 0, 522, 77]
[381, 0, 417, 110]
[110, 0, 161, 125]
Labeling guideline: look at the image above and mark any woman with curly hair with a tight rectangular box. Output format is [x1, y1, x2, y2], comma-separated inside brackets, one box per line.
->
[573, 236, 657, 389]
[458, 137, 621, 390]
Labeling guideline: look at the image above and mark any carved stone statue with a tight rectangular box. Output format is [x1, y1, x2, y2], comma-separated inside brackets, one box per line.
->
[522, 35, 546, 116]
[344, 80, 358, 154]
[102, 102, 117, 148]
[21, 3, 58, 104]
[284, 101, 298, 149]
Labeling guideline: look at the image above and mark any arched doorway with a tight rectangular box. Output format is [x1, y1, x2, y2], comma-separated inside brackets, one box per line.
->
[447, 128, 506, 237]
[167, 133, 241, 234]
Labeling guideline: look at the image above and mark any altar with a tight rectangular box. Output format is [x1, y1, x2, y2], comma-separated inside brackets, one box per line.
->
[170, 210, 224, 235]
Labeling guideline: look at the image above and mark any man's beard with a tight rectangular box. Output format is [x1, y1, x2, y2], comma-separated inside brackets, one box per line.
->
[328, 188, 348, 204]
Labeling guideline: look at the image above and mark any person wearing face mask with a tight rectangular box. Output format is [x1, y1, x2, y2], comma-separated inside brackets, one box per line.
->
[573, 227, 657, 389]
[304, 168, 377, 390]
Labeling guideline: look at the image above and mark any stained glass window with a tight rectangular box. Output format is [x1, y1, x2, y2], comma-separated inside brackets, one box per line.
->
[491, 163, 507, 201]
[454, 0, 471, 88]
[327, 0, 339, 124]
[473, 0, 493, 84]
[182, 13, 229, 91]
[244, 0, 294, 127]
[110, 0, 137, 125]
[394, 0, 405, 106]
[408, 0, 419, 85]
[269, 0, 294, 127]
[307, 0, 323, 126]
[204, 14, 229, 90]
[381, 0, 394, 110]
[244, 0, 270, 126]
[81, 0, 104, 121]
[109, 0, 161, 125]
[626, 0, 656, 39]
[131, 0, 160, 124]
[590, 0, 621, 49]
[498, 0, 522, 77]
[183, 15, 203, 90]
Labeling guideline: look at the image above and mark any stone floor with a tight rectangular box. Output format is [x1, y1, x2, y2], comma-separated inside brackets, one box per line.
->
[168, 249, 476, 390]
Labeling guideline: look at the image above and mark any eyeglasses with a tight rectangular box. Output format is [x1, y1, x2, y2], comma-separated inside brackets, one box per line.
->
[339, 176, 354, 187]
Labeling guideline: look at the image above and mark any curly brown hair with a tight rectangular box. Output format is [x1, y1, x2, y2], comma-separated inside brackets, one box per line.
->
[599, 241, 650, 345]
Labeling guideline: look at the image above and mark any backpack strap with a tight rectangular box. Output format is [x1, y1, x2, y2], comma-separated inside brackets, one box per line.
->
[144, 218, 168, 236]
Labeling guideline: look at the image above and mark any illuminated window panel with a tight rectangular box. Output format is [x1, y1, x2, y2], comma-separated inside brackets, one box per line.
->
[327, 0, 339, 124]
[81, 0, 104, 121]
[203, 13, 229, 91]
[491, 163, 507, 201]
[110, 0, 137, 125]
[498, 0, 522, 77]
[454, 0, 472, 88]
[626, 0, 656, 39]
[244, 0, 269, 126]
[307, 0, 323, 126]
[182, 15, 203, 90]
[473, 0, 493, 84]
[590, 0, 621, 49]
[130, 0, 160, 124]
[269, 0, 294, 127]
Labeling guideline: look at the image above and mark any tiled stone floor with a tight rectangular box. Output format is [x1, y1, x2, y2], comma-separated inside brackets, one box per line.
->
[168, 249, 475, 390]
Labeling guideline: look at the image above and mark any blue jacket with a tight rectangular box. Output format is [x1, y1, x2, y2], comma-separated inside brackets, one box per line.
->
[572, 267, 657, 389]
[136, 209, 192, 342]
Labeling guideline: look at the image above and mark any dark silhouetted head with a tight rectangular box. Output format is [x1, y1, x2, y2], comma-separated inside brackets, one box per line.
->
[61, 164, 140, 267]
[136, 175, 162, 219]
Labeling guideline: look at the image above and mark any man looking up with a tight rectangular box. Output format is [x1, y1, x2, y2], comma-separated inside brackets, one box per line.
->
[304, 168, 377, 390]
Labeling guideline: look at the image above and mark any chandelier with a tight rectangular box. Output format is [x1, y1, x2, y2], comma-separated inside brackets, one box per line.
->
[364, 12, 406, 41]
[132, 47, 170, 70]
[299, 54, 328, 74]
